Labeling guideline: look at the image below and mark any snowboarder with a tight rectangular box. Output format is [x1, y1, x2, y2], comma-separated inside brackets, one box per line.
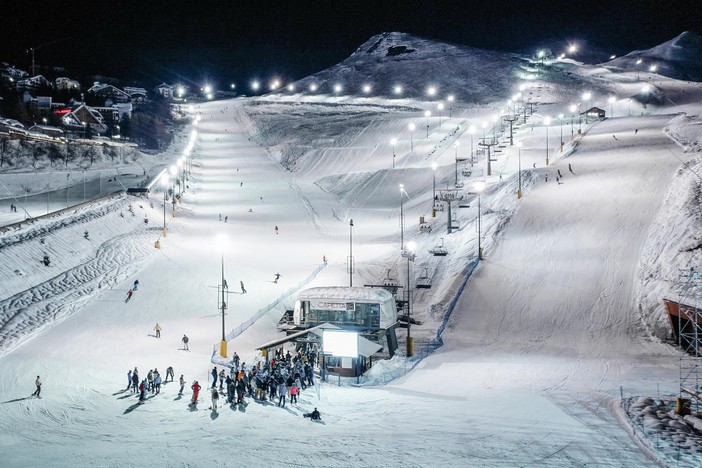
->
[32, 375, 42, 397]
[191, 380, 201, 403]
[303, 408, 321, 420]
[182, 334, 189, 351]
[568, 163, 574, 174]
[138, 380, 147, 403]
[274, 273, 281, 283]
[179, 375, 185, 395]
[125, 289, 133, 303]
[240, 281, 246, 294]
[275, 225, 279, 235]
[133, 279, 139, 291]
[211, 388, 219, 411]
[166, 366, 174, 382]
[154, 323, 161, 338]
[211, 367, 218, 388]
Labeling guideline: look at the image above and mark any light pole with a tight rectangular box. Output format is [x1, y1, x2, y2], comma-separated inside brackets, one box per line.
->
[582, 92, 592, 124]
[404, 241, 416, 357]
[408, 123, 415, 151]
[216, 234, 229, 358]
[160, 174, 169, 236]
[431, 162, 437, 215]
[177, 159, 184, 195]
[399, 184, 406, 251]
[544, 116, 551, 166]
[437, 102, 444, 127]
[391, 137, 397, 168]
[469, 125, 475, 166]
[424, 111, 431, 138]
[348, 219, 354, 287]
[569, 104, 577, 140]
[475, 182, 485, 260]
[558, 113, 564, 152]
[453, 141, 460, 186]
[517, 141, 523, 199]
[447, 95, 454, 118]
[169, 165, 177, 216]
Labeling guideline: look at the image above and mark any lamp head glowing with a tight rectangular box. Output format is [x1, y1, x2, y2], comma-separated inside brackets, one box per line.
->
[408, 123, 416, 131]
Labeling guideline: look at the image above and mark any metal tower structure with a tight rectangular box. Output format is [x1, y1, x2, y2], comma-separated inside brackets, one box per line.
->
[676, 268, 702, 415]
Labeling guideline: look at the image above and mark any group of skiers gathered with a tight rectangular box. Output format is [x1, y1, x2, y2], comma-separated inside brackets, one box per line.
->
[127, 366, 176, 404]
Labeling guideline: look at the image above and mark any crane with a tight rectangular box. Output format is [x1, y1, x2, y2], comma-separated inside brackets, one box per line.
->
[26, 38, 69, 76]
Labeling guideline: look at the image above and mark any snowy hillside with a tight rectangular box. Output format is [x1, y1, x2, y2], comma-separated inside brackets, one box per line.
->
[2, 32, 702, 466]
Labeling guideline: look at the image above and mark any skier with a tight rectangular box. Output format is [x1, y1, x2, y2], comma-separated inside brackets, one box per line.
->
[154, 372, 162, 394]
[219, 369, 225, 390]
[154, 323, 161, 338]
[178, 375, 185, 395]
[133, 279, 139, 291]
[613, 134, 618, 140]
[275, 225, 279, 235]
[568, 163, 574, 174]
[557, 169, 562, 178]
[166, 366, 174, 382]
[127, 370, 132, 391]
[635, 128, 639, 134]
[32, 375, 42, 397]
[138, 379, 147, 403]
[211, 388, 219, 411]
[182, 334, 189, 351]
[274, 273, 281, 283]
[125, 289, 133, 303]
[277, 382, 288, 407]
[131, 368, 139, 393]
[323, 255, 327, 265]
[191, 380, 201, 403]
[211, 367, 218, 389]
[240, 281, 246, 294]
[224, 216, 228, 223]
[233, 352, 240, 369]
[290, 382, 299, 404]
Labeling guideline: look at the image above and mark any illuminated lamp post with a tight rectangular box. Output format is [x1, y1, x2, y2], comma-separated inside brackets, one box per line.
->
[391, 137, 397, 168]
[447, 95, 454, 118]
[475, 181, 485, 260]
[582, 91, 592, 124]
[437, 102, 444, 128]
[544, 116, 551, 166]
[425, 110, 431, 138]
[431, 162, 437, 216]
[469, 125, 475, 166]
[517, 141, 523, 199]
[160, 174, 169, 236]
[404, 241, 416, 357]
[216, 234, 229, 358]
[408, 123, 415, 151]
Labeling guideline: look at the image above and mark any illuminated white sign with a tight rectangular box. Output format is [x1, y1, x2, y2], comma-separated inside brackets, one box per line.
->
[323, 330, 359, 358]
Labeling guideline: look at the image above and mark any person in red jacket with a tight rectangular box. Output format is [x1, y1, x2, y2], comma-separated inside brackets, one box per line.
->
[191, 380, 201, 403]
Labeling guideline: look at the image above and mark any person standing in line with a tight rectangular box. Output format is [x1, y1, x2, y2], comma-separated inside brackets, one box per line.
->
[277, 382, 287, 407]
[218, 369, 225, 390]
[240, 281, 246, 294]
[32, 376, 42, 397]
[182, 334, 189, 351]
[211, 367, 218, 389]
[191, 380, 201, 403]
[211, 388, 219, 411]
[178, 375, 185, 395]
[290, 383, 299, 404]
[154, 323, 161, 338]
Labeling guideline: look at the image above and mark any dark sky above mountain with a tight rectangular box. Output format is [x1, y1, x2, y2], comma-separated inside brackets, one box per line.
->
[0, 0, 699, 87]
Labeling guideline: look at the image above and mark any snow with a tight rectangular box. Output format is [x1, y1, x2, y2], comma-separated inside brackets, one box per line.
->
[1, 33, 702, 466]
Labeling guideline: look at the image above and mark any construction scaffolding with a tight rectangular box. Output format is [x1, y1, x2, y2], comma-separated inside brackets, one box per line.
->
[675, 268, 702, 415]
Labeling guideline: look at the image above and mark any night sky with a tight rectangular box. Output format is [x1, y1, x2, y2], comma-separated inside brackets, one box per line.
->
[0, 1, 699, 88]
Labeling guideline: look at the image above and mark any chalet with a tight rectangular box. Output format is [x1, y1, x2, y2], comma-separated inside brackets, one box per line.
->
[155, 83, 174, 100]
[29, 124, 64, 138]
[16, 75, 53, 93]
[0, 63, 29, 80]
[61, 104, 108, 135]
[582, 107, 606, 119]
[0, 118, 25, 134]
[123, 86, 148, 104]
[55, 77, 81, 91]
[87, 82, 131, 105]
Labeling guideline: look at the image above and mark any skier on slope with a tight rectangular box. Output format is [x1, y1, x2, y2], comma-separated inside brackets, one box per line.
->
[191, 381, 201, 403]
[125, 289, 133, 303]
[274, 273, 281, 283]
[182, 334, 189, 351]
[133, 279, 139, 290]
[32, 376, 42, 398]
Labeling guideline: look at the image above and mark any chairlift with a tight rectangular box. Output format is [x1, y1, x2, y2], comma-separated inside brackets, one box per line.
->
[383, 269, 399, 287]
[454, 181, 464, 189]
[461, 168, 472, 178]
[433, 203, 444, 212]
[430, 238, 448, 257]
[419, 222, 432, 233]
[416, 268, 432, 289]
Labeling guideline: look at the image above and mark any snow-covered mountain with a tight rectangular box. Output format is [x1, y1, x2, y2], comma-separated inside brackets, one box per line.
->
[3, 31, 702, 466]
[607, 31, 702, 81]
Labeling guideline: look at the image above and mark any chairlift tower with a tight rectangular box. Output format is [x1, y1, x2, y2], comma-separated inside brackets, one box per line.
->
[438, 189, 462, 234]
[503, 116, 518, 146]
[479, 138, 497, 176]
[676, 268, 702, 415]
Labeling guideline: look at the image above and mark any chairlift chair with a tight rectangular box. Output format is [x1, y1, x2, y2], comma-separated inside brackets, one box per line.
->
[416, 268, 432, 289]
[430, 238, 448, 257]
[419, 222, 432, 233]
[462, 168, 472, 178]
